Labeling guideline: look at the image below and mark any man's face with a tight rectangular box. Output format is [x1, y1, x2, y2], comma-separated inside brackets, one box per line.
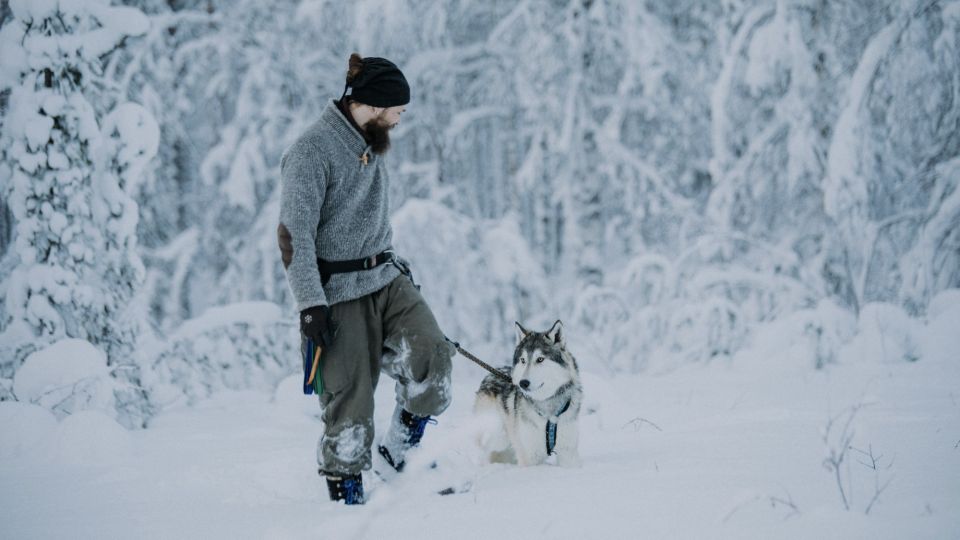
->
[364, 105, 405, 155]
[376, 105, 405, 128]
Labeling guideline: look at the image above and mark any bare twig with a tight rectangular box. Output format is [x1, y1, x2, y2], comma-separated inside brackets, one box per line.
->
[722, 495, 760, 523]
[850, 444, 883, 469]
[730, 391, 747, 410]
[768, 494, 801, 521]
[865, 476, 894, 515]
[622, 417, 663, 432]
[722, 490, 801, 523]
[847, 441, 895, 514]
[822, 404, 863, 511]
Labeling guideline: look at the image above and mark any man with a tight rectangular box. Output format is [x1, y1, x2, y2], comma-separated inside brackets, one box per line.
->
[277, 53, 453, 505]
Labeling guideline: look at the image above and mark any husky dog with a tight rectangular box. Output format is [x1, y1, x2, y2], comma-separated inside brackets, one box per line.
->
[473, 320, 582, 467]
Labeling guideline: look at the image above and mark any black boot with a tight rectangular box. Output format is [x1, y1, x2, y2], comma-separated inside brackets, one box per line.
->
[322, 471, 364, 505]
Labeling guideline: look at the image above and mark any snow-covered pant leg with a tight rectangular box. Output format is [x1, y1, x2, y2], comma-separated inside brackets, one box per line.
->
[379, 276, 454, 417]
[314, 294, 382, 476]
[314, 275, 452, 475]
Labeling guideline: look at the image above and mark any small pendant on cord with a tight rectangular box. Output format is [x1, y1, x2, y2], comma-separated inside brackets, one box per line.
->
[359, 152, 369, 166]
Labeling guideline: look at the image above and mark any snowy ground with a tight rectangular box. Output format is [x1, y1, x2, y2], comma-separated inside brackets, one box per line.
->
[2, 307, 959, 539]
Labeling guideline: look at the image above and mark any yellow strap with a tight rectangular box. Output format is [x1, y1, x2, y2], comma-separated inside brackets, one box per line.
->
[307, 346, 322, 385]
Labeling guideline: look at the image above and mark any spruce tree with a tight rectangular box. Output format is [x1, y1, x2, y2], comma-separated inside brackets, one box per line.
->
[0, 1, 156, 426]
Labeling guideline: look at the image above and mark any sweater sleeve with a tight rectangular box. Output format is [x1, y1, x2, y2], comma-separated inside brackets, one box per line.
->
[279, 140, 328, 312]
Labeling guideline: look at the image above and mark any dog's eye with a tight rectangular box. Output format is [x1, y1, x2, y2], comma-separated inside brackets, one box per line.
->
[519, 357, 526, 364]
[536, 357, 545, 364]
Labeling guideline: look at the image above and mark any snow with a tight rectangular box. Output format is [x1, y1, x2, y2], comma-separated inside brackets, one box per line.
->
[12, 339, 110, 406]
[0, 401, 58, 460]
[91, 5, 151, 37]
[0, 23, 28, 88]
[927, 288, 960, 321]
[167, 301, 285, 342]
[743, 8, 787, 92]
[54, 409, 134, 466]
[101, 102, 161, 190]
[24, 115, 53, 152]
[824, 17, 902, 219]
[9, 0, 58, 21]
[1, 1, 959, 538]
[843, 303, 923, 364]
[1, 304, 959, 538]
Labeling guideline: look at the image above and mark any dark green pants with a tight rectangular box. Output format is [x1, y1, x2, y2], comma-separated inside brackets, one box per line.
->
[309, 275, 453, 475]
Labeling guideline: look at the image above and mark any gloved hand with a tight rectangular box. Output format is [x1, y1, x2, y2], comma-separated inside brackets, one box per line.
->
[301, 305, 336, 348]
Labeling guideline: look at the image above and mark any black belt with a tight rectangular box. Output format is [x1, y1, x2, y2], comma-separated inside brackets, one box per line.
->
[317, 250, 395, 285]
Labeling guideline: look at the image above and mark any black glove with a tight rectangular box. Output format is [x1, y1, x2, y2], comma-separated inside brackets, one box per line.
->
[301, 305, 336, 348]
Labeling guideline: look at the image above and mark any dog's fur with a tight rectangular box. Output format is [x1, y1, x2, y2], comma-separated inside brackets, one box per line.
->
[473, 320, 582, 467]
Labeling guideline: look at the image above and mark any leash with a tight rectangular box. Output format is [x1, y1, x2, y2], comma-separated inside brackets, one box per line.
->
[450, 335, 567, 456]
[384, 256, 515, 386]
[314, 252, 572, 455]
[444, 337, 513, 384]
[317, 253, 515, 386]
[390, 257, 573, 457]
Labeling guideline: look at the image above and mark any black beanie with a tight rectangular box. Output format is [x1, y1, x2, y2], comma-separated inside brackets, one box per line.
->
[344, 55, 410, 108]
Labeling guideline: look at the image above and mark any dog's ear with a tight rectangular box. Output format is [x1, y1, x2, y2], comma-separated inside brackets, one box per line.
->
[515, 321, 530, 344]
[546, 320, 564, 347]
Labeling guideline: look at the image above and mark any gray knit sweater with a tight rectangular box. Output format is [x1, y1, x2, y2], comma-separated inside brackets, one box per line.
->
[279, 100, 400, 311]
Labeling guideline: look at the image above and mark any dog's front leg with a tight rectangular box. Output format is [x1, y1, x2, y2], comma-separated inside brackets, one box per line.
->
[556, 448, 582, 468]
[555, 422, 582, 468]
[508, 415, 543, 466]
[507, 421, 532, 466]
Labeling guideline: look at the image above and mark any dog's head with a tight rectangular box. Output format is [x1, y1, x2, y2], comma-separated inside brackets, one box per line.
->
[511, 320, 578, 401]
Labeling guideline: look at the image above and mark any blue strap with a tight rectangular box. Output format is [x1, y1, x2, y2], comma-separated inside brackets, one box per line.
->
[302, 339, 322, 395]
[545, 400, 572, 455]
[546, 421, 559, 455]
[302, 339, 315, 395]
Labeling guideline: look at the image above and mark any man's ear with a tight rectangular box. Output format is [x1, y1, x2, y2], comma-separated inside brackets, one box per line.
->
[546, 320, 564, 347]
[515, 322, 530, 344]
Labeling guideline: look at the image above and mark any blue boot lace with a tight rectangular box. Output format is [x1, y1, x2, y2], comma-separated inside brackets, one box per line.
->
[402, 410, 437, 447]
[325, 473, 364, 505]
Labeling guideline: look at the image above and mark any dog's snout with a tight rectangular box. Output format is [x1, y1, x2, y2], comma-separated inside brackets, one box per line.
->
[519, 379, 530, 390]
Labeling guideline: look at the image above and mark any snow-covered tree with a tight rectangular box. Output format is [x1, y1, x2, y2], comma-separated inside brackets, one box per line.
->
[0, 0, 157, 426]
[3, 0, 951, 398]
[826, 0, 960, 314]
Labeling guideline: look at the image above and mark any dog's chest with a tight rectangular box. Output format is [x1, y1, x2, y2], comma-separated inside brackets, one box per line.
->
[513, 395, 580, 430]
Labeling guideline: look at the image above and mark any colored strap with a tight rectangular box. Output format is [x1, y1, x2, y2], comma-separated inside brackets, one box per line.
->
[546, 421, 558, 455]
[302, 339, 323, 395]
[545, 400, 572, 455]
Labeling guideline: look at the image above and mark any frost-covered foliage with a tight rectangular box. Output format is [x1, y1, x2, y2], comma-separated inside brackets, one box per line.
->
[392, 199, 550, 363]
[145, 302, 298, 408]
[107, 0, 342, 333]
[121, 0, 958, 375]
[2, 0, 958, 416]
[12, 338, 131, 420]
[0, 0, 157, 426]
